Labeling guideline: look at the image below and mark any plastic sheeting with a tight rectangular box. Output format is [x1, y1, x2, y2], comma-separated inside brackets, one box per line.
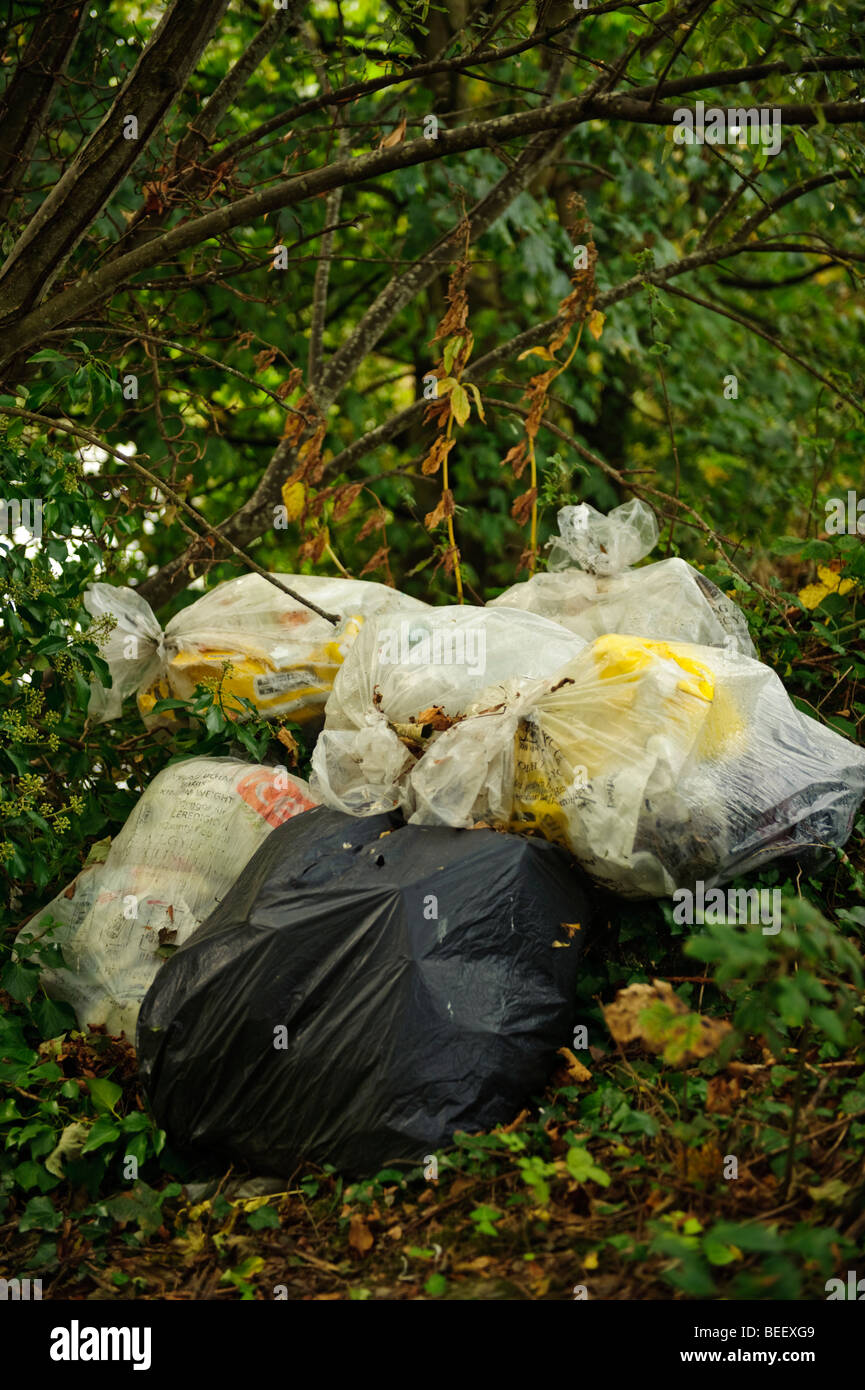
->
[310, 605, 586, 816]
[409, 634, 865, 897]
[137, 807, 593, 1175]
[490, 500, 757, 657]
[15, 758, 317, 1035]
[84, 574, 429, 726]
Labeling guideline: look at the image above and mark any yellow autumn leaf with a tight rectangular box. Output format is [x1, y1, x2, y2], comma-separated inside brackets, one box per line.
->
[799, 566, 856, 609]
[584, 1251, 599, 1270]
[517, 345, 556, 361]
[817, 564, 855, 596]
[466, 381, 486, 422]
[588, 309, 605, 340]
[450, 383, 470, 427]
[280, 478, 305, 521]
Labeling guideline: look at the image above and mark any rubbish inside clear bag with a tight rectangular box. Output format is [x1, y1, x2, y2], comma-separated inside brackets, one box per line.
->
[408, 634, 865, 898]
[14, 757, 317, 1035]
[84, 574, 429, 726]
[310, 605, 587, 816]
[490, 500, 757, 657]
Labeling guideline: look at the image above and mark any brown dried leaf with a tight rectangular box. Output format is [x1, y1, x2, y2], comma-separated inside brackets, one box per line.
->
[276, 727, 299, 762]
[603, 979, 731, 1066]
[424, 488, 454, 531]
[332, 482, 364, 520]
[379, 116, 407, 148]
[501, 440, 528, 479]
[348, 1214, 374, 1254]
[510, 487, 537, 527]
[276, 366, 303, 399]
[556, 1047, 592, 1083]
[356, 510, 387, 543]
[253, 346, 278, 374]
[414, 705, 457, 732]
[297, 530, 328, 565]
[359, 545, 389, 577]
[421, 435, 455, 477]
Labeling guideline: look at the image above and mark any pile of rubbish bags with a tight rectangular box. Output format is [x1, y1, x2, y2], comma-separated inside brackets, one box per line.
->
[14, 502, 865, 1173]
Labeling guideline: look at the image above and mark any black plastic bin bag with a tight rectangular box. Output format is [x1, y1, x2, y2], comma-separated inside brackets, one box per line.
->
[137, 807, 592, 1175]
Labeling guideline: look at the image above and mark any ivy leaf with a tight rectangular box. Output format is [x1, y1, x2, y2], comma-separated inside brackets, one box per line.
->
[19, 1196, 62, 1233]
[1, 960, 41, 1004]
[86, 1077, 123, 1115]
[565, 1144, 611, 1187]
[81, 1117, 121, 1153]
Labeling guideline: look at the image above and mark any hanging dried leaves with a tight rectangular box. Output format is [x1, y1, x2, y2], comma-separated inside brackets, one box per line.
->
[420, 434, 456, 477]
[359, 545, 390, 577]
[510, 487, 537, 527]
[356, 509, 387, 543]
[424, 488, 455, 531]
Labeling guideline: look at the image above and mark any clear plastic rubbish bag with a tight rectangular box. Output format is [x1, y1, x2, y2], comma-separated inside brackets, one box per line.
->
[409, 633, 865, 898]
[15, 757, 317, 1035]
[490, 499, 756, 657]
[84, 574, 429, 726]
[310, 605, 586, 816]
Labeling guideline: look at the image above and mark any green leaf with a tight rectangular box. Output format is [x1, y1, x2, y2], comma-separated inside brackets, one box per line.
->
[86, 1078, 123, 1115]
[450, 383, 470, 427]
[30, 995, 76, 1040]
[1, 960, 41, 1003]
[247, 1204, 280, 1230]
[81, 1117, 121, 1153]
[19, 1196, 62, 1233]
[792, 127, 816, 161]
[566, 1142, 611, 1187]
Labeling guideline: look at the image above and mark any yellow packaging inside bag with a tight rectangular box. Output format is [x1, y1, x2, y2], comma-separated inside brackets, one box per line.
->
[137, 616, 364, 726]
[509, 635, 727, 843]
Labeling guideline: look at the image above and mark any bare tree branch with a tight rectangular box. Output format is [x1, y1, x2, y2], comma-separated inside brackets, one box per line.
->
[0, 0, 231, 317]
[0, 0, 87, 222]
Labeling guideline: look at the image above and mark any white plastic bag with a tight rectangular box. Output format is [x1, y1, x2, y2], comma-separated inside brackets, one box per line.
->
[490, 500, 756, 657]
[15, 757, 317, 1035]
[84, 574, 429, 726]
[409, 634, 865, 897]
[310, 605, 586, 816]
